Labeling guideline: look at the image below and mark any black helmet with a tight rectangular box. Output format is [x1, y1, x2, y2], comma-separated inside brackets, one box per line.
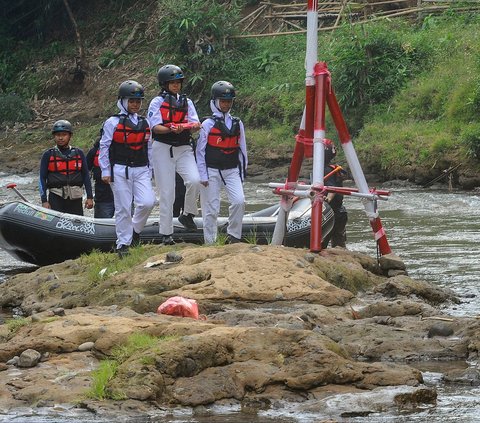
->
[52, 120, 73, 134]
[157, 65, 185, 87]
[118, 80, 145, 99]
[211, 81, 236, 100]
[324, 139, 337, 163]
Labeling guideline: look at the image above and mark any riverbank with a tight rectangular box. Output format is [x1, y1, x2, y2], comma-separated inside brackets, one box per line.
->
[0, 243, 479, 421]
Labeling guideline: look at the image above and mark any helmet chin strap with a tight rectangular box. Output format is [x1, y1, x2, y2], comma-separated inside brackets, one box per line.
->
[213, 99, 232, 114]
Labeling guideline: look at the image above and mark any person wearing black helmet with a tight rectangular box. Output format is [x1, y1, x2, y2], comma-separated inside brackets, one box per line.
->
[196, 80, 248, 244]
[147, 64, 201, 245]
[86, 136, 114, 218]
[39, 119, 94, 215]
[321, 138, 348, 249]
[98, 80, 155, 258]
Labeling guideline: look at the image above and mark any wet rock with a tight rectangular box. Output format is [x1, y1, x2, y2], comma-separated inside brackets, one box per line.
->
[31, 314, 41, 322]
[166, 251, 183, 263]
[53, 307, 66, 316]
[18, 349, 41, 368]
[444, 367, 480, 385]
[374, 275, 458, 304]
[6, 356, 19, 365]
[379, 253, 406, 272]
[387, 269, 408, 277]
[304, 253, 317, 263]
[427, 322, 454, 338]
[78, 341, 95, 351]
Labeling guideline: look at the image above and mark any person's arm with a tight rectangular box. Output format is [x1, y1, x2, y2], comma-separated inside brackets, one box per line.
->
[186, 99, 201, 132]
[196, 120, 213, 185]
[39, 151, 50, 207]
[239, 120, 248, 171]
[86, 144, 97, 171]
[79, 150, 94, 209]
[99, 119, 115, 184]
[148, 96, 172, 135]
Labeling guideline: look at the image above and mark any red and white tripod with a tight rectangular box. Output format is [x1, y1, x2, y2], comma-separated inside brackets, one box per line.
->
[270, 0, 392, 255]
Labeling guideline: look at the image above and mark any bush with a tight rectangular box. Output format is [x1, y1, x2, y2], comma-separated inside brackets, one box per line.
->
[0, 94, 32, 126]
[156, 0, 245, 100]
[461, 123, 480, 159]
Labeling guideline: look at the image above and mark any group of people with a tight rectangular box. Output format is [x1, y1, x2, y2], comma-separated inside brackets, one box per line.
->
[39, 64, 251, 257]
[40, 64, 348, 257]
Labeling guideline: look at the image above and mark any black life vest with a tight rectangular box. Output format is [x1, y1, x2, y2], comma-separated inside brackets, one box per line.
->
[153, 92, 191, 146]
[324, 164, 346, 210]
[47, 147, 84, 188]
[205, 116, 241, 170]
[109, 115, 150, 167]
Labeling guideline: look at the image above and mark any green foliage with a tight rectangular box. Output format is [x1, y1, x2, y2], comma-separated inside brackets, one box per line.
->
[71, 124, 102, 151]
[0, 94, 32, 126]
[156, 0, 244, 98]
[460, 123, 480, 159]
[327, 21, 428, 113]
[87, 360, 118, 400]
[87, 333, 175, 400]
[253, 51, 281, 73]
[79, 245, 161, 284]
[111, 333, 159, 363]
[6, 317, 30, 335]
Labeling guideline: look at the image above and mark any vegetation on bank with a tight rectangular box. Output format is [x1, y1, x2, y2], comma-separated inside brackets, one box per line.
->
[87, 332, 175, 400]
[1, 1, 480, 180]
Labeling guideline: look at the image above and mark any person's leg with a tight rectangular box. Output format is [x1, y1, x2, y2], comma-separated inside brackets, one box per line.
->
[173, 172, 186, 217]
[111, 165, 134, 248]
[199, 169, 221, 244]
[176, 145, 200, 217]
[223, 168, 245, 240]
[94, 201, 115, 218]
[131, 166, 155, 234]
[331, 208, 348, 248]
[48, 192, 66, 212]
[152, 142, 176, 236]
[64, 198, 83, 216]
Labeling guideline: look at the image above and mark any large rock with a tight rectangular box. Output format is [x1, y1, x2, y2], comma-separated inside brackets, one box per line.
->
[0, 243, 472, 418]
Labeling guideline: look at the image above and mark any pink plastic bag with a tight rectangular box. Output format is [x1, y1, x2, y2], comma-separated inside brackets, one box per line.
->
[157, 296, 199, 319]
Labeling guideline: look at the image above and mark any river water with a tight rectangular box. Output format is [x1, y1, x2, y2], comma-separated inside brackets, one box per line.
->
[0, 173, 479, 422]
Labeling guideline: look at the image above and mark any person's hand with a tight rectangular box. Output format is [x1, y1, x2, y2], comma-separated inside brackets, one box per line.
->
[201, 181, 209, 187]
[42, 201, 51, 209]
[85, 198, 94, 209]
[102, 176, 111, 184]
[191, 122, 202, 132]
[168, 123, 183, 134]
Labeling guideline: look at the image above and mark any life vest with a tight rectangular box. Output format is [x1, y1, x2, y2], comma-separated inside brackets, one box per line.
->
[205, 116, 241, 170]
[109, 115, 150, 167]
[153, 92, 191, 146]
[46, 147, 84, 188]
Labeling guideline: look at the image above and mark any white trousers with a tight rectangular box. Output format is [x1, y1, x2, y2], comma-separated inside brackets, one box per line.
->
[200, 167, 245, 244]
[111, 164, 155, 248]
[152, 141, 200, 235]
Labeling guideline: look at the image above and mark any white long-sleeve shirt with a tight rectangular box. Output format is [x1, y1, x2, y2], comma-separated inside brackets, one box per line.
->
[99, 103, 152, 178]
[196, 101, 248, 182]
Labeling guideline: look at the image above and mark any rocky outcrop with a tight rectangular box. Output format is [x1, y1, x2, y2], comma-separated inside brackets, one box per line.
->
[0, 244, 477, 419]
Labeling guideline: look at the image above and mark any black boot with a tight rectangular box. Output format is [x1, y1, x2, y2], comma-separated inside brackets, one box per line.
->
[116, 245, 130, 259]
[178, 213, 197, 231]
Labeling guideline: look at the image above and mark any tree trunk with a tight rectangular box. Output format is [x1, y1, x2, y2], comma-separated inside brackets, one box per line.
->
[62, 0, 87, 84]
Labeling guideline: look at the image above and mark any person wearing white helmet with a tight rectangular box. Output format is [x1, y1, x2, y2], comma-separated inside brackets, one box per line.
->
[196, 80, 248, 244]
[98, 80, 155, 258]
[39, 119, 93, 216]
[147, 64, 201, 245]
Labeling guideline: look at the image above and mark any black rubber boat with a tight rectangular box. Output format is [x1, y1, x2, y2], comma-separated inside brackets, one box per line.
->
[0, 198, 334, 266]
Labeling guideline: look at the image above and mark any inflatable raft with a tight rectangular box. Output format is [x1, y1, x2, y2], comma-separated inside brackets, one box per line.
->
[0, 199, 334, 266]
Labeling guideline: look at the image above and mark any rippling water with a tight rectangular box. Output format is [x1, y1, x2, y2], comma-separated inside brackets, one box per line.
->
[1, 173, 479, 422]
